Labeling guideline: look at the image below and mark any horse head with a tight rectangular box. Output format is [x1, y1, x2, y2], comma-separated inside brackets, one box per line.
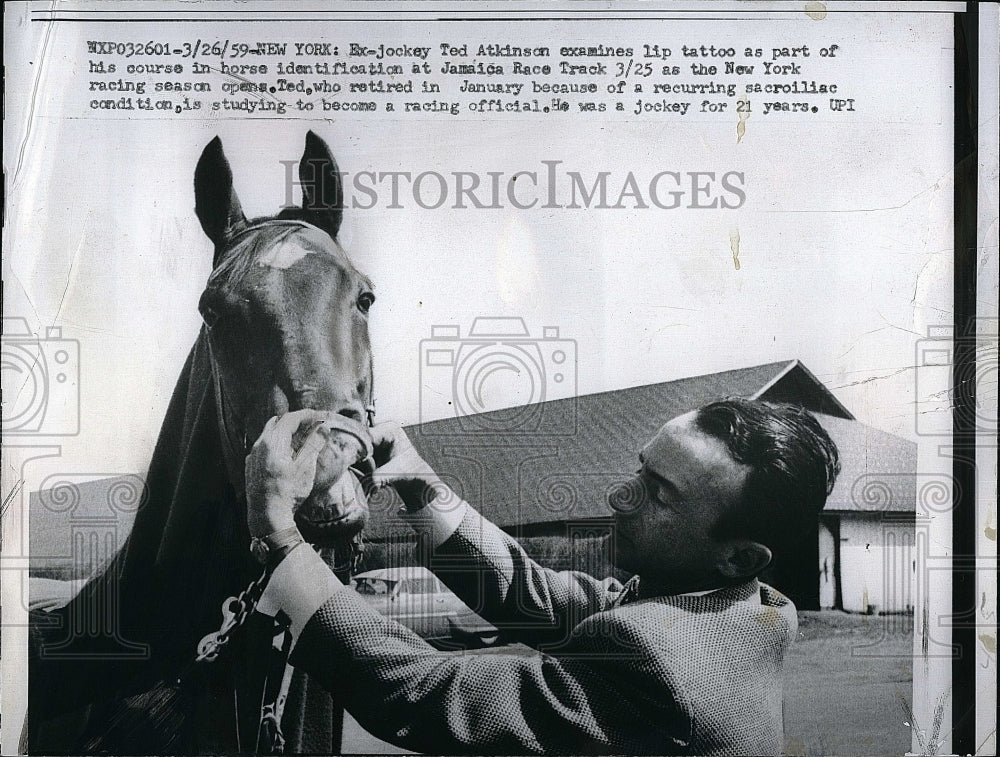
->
[194, 132, 374, 548]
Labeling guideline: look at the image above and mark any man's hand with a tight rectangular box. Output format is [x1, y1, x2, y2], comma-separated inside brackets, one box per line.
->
[369, 421, 444, 511]
[245, 410, 328, 538]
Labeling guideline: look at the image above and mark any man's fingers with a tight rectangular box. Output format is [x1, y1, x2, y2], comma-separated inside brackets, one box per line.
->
[368, 422, 396, 459]
[272, 409, 323, 438]
[370, 420, 408, 467]
[254, 415, 280, 447]
[369, 420, 402, 447]
[261, 409, 326, 455]
[369, 449, 424, 486]
[294, 422, 327, 462]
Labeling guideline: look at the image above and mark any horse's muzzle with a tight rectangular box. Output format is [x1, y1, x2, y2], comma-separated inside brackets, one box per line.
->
[292, 416, 373, 546]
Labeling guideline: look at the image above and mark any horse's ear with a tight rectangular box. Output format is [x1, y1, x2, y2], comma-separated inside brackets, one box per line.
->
[299, 130, 343, 240]
[194, 136, 246, 261]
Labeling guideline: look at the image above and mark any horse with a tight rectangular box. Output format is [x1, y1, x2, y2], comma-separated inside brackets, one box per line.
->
[29, 132, 377, 754]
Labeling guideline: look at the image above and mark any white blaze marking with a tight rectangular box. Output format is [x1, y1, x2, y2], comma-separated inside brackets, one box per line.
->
[257, 239, 315, 269]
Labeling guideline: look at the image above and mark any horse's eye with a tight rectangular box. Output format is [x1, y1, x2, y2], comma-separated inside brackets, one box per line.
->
[198, 289, 229, 329]
[201, 306, 220, 329]
[357, 292, 375, 314]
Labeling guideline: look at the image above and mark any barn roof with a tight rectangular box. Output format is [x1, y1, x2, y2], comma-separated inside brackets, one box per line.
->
[368, 360, 891, 538]
[814, 413, 916, 514]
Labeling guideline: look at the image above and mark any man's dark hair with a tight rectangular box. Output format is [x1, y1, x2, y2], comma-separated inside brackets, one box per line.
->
[694, 397, 841, 558]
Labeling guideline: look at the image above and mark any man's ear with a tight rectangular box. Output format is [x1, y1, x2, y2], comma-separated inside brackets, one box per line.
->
[717, 541, 772, 580]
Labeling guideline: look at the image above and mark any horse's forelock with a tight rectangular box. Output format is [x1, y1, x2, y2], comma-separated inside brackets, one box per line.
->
[207, 220, 351, 289]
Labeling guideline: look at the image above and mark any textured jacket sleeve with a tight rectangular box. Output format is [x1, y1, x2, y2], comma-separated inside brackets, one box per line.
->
[416, 504, 625, 645]
[289, 589, 692, 755]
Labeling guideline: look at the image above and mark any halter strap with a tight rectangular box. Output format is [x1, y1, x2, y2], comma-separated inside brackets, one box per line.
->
[227, 218, 322, 243]
[206, 336, 248, 496]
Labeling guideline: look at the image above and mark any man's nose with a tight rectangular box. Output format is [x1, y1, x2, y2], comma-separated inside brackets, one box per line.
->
[607, 477, 646, 514]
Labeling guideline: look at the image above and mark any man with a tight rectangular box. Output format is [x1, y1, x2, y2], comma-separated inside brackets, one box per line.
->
[247, 398, 840, 755]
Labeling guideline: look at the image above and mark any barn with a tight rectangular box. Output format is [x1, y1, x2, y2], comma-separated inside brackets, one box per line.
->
[814, 415, 917, 613]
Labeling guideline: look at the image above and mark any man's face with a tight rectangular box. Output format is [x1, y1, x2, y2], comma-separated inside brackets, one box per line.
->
[609, 412, 752, 584]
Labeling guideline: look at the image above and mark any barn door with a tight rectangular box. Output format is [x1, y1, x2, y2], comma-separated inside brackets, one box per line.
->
[818, 516, 838, 609]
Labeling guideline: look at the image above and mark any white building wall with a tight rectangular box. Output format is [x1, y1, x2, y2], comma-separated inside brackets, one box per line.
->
[838, 514, 915, 613]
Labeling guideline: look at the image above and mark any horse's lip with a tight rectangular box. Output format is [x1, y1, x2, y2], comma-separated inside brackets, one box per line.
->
[295, 508, 367, 544]
[241, 413, 372, 458]
[321, 419, 373, 460]
[297, 512, 356, 526]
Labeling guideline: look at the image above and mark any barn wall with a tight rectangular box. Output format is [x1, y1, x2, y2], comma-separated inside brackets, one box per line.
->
[838, 513, 916, 613]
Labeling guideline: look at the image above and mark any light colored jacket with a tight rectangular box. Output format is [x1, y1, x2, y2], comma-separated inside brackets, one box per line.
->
[287, 504, 796, 755]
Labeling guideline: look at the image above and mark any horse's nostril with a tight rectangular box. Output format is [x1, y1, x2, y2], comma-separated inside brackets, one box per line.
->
[337, 407, 363, 423]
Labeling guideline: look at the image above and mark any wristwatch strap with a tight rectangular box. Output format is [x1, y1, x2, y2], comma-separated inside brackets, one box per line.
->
[250, 525, 305, 571]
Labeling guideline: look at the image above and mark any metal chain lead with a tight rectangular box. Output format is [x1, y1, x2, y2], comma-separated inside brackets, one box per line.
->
[196, 566, 269, 663]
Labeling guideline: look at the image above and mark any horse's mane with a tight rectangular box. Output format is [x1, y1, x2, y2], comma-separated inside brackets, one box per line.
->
[207, 218, 372, 293]
[31, 333, 234, 714]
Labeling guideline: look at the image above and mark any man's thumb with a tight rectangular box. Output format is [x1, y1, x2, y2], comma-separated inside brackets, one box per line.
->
[295, 423, 326, 460]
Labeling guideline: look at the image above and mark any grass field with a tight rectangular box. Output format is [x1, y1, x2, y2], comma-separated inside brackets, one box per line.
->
[342, 610, 914, 756]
